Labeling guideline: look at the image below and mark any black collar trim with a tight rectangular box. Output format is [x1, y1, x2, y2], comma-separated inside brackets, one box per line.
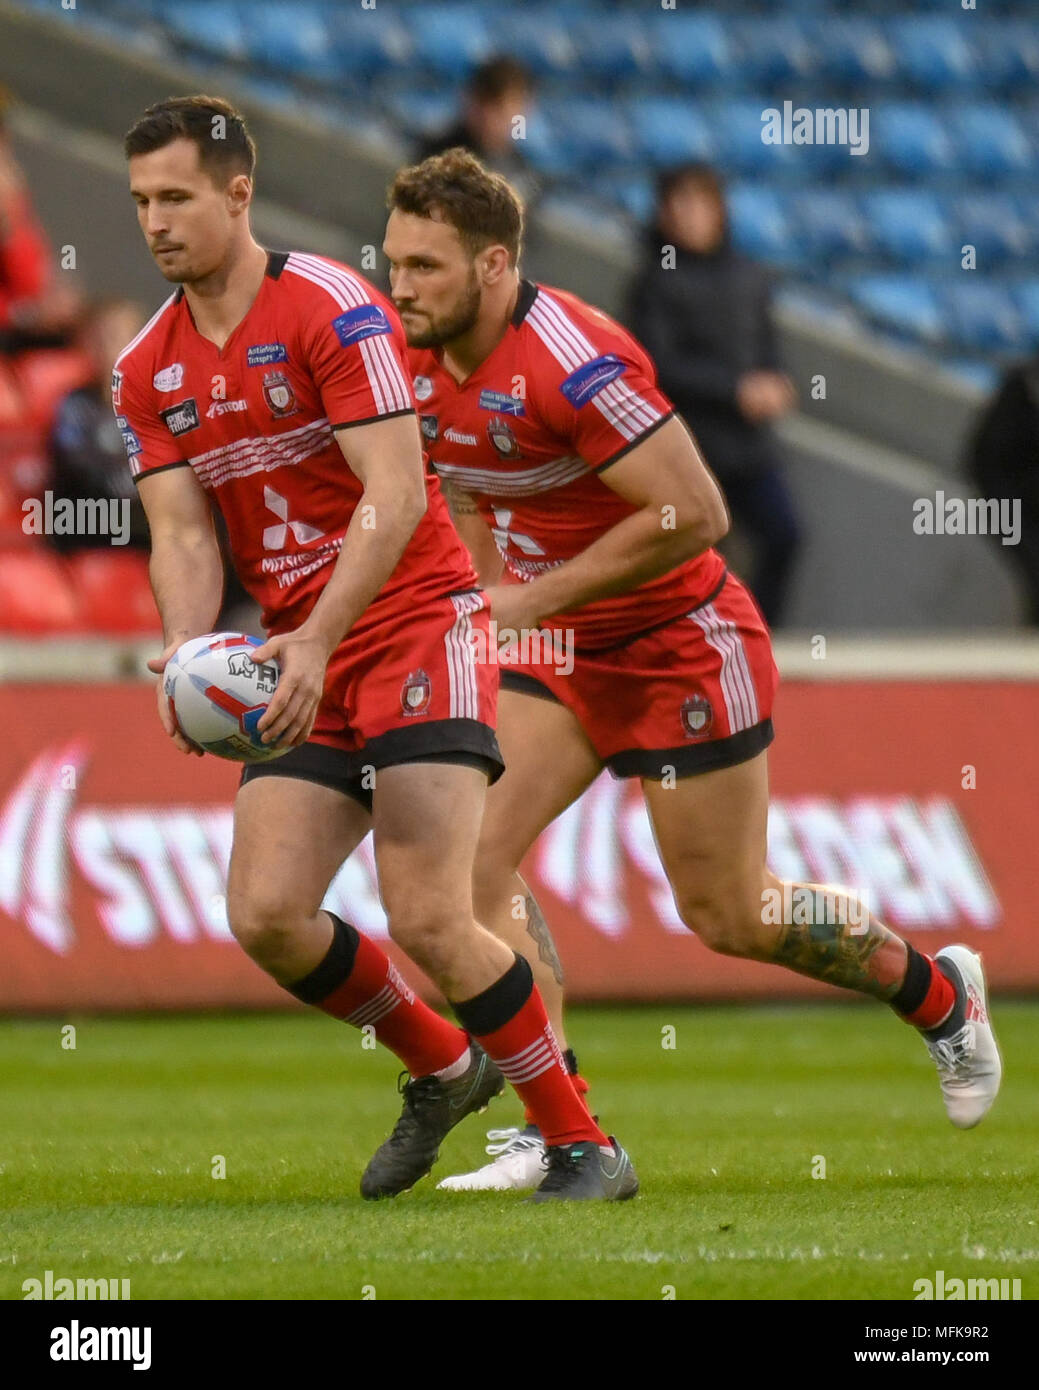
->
[266, 251, 289, 278]
[511, 278, 538, 327]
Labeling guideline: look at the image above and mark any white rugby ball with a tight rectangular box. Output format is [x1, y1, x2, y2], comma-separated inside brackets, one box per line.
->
[163, 632, 289, 763]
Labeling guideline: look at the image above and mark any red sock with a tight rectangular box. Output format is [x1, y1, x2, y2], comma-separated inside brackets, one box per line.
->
[524, 1064, 589, 1128]
[456, 957, 606, 1148]
[290, 916, 468, 1077]
[900, 951, 957, 1030]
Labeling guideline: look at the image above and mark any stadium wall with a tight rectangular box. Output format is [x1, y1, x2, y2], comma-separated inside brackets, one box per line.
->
[1, 645, 1035, 1012]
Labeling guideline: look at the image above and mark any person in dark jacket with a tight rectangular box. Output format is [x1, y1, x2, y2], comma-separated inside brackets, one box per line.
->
[966, 354, 1039, 624]
[626, 163, 800, 628]
[417, 57, 541, 211]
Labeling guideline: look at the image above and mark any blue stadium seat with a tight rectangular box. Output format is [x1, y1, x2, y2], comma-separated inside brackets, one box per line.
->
[944, 281, 1025, 352]
[535, 99, 633, 170]
[325, 11, 415, 77]
[380, 89, 457, 140]
[649, 13, 731, 85]
[864, 190, 954, 264]
[241, 3, 341, 83]
[975, 21, 1039, 90]
[847, 275, 946, 345]
[403, 5, 491, 79]
[728, 18, 817, 86]
[951, 193, 1031, 263]
[726, 185, 799, 267]
[950, 105, 1033, 179]
[872, 104, 956, 176]
[163, 1, 245, 61]
[710, 100, 797, 175]
[491, 14, 576, 77]
[592, 174, 655, 226]
[794, 190, 870, 260]
[1014, 281, 1039, 345]
[814, 18, 897, 86]
[567, 15, 651, 78]
[631, 100, 714, 167]
[890, 17, 978, 90]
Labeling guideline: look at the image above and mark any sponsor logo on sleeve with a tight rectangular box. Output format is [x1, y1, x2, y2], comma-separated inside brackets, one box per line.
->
[153, 363, 185, 392]
[412, 375, 434, 402]
[159, 398, 200, 437]
[331, 304, 392, 347]
[478, 388, 525, 416]
[110, 369, 123, 409]
[420, 413, 439, 441]
[115, 415, 141, 458]
[559, 354, 627, 407]
[246, 342, 288, 367]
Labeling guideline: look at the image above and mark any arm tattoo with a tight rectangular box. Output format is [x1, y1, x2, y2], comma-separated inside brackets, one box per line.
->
[524, 891, 565, 988]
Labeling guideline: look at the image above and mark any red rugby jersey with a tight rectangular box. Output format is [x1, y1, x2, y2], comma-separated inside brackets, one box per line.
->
[114, 251, 476, 634]
[407, 280, 726, 649]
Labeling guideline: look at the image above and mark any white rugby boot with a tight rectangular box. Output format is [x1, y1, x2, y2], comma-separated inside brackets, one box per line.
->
[437, 1125, 547, 1191]
[923, 945, 1002, 1129]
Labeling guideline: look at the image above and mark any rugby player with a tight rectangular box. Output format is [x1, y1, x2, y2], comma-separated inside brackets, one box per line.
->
[115, 99, 635, 1203]
[382, 149, 1002, 1191]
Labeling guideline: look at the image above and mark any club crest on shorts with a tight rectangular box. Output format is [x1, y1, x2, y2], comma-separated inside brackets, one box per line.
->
[401, 668, 432, 716]
[681, 693, 713, 739]
[262, 370, 298, 418]
[486, 415, 523, 460]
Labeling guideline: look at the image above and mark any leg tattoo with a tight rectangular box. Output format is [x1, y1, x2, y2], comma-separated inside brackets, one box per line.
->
[522, 889, 565, 988]
[768, 883, 907, 1000]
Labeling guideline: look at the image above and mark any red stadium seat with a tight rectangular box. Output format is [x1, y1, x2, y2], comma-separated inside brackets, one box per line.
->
[64, 548, 159, 634]
[0, 546, 82, 632]
[11, 348, 93, 429]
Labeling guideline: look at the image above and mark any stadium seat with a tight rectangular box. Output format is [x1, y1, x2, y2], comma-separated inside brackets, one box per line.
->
[64, 550, 159, 635]
[592, 173, 655, 226]
[794, 190, 870, 261]
[240, 3, 342, 84]
[0, 548, 81, 633]
[944, 281, 1025, 353]
[162, 1, 245, 62]
[951, 192, 1031, 263]
[950, 105, 1033, 179]
[814, 18, 896, 86]
[864, 190, 954, 264]
[323, 9, 414, 77]
[1013, 281, 1039, 345]
[491, 13, 576, 78]
[649, 12, 731, 85]
[975, 20, 1039, 90]
[871, 104, 956, 175]
[380, 88, 458, 141]
[536, 99, 632, 170]
[890, 17, 978, 90]
[566, 15, 651, 79]
[631, 100, 713, 167]
[710, 99, 797, 175]
[847, 275, 947, 345]
[403, 6, 492, 79]
[726, 185, 799, 267]
[728, 18, 817, 86]
[11, 350, 93, 432]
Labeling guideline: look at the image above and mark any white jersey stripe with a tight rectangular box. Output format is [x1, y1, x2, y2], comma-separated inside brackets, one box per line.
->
[434, 456, 589, 497]
[113, 293, 178, 369]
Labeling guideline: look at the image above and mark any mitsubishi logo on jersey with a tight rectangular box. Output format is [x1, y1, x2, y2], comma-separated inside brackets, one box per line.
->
[491, 507, 545, 556]
[262, 486, 325, 550]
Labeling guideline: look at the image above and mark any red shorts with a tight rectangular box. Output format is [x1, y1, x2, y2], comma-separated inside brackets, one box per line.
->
[499, 570, 779, 779]
[241, 590, 503, 809]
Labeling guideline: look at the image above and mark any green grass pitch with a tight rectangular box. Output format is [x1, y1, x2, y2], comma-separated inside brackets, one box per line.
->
[1, 1004, 1037, 1300]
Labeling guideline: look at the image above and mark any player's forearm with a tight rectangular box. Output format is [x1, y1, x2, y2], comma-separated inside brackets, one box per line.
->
[455, 510, 505, 586]
[520, 505, 725, 622]
[301, 485, 426, 650]
[148, 532, 225, 645]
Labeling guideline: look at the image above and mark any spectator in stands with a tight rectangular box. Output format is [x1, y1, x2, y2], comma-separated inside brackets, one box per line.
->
[0, 85, 80, 350]
[626, 163, 801, 628]
[966, 354, 1039, 624]
[47, 298, 150, 552]
[417, 57, 541, 208]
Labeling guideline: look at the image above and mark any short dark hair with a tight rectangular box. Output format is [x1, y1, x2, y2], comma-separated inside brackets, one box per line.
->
[656, 161, 725, 211]
[468, 56, 533, 103]
[124, 95, 256, 184]
[388, 148, 524, 266]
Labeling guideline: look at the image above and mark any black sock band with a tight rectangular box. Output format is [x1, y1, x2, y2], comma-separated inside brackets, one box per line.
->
[287, 913, 361, 1004]
[453, 953, 533, 1036]
[891, 943, 932, 1016]
[563, 1048, 579, 1076]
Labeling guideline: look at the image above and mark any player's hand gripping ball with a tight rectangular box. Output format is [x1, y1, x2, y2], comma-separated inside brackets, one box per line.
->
[163, 633, 290, 763]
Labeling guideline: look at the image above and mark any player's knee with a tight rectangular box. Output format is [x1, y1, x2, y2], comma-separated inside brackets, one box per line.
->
[674, 890, 759, 957]
[227, 890, 300, 963]
[383, 891, 468, 963]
